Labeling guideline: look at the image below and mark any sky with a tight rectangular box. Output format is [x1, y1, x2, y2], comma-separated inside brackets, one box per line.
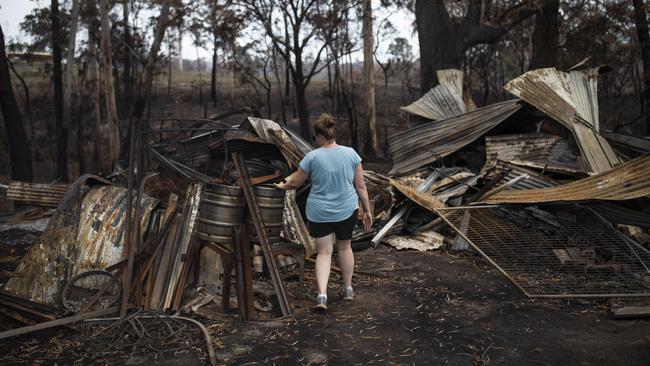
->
[0, 0, 419, 62]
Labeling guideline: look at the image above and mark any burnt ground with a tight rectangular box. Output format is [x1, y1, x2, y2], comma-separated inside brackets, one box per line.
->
[1, 243, 649, 366]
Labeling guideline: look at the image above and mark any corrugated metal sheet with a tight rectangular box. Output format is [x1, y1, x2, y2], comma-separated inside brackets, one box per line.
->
[573, 123, 621, 173]
[480, 154, 650, 204]
[400, 69, 472, 121]
[504, 67, 621, 173]
[6, 181, 69, 207]
[74, 186, 157, 272]
[246, 117, 311, 165]
[389, 99, 522, 175]
[5, 179, 157, 304]
[484, 134, 584, 173]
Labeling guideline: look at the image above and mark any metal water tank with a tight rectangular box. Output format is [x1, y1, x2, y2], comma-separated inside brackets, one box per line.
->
[196, 183, 245, 244]
[245, 185, 286, 244]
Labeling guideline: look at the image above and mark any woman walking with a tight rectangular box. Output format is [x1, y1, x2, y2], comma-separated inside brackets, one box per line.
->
[274, 113, 372, 310]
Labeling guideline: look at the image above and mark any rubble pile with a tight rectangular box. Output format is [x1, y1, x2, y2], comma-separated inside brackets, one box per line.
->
[0, 66, 649, 360]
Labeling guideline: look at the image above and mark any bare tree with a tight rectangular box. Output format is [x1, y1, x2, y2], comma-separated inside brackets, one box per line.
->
[0, 24, 33, 182]
[633, 0, 650, 134]
[242, 0, 350, 137]
[99, 0, 120, 168]
[362, 0, 377, 155]
[132, 0, 175, 120]
[122, 0, 134, 103]
[530, 0, 559, 69]
[64, 0, 81, 177]
[415, 0, 537, 94]
[52, 0, 67, 181]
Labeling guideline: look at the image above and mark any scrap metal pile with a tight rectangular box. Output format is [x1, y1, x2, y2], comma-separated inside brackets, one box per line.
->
[0, 65, 649, 356]
[0, 114, 396, 361]
[376, 67, 650, 303]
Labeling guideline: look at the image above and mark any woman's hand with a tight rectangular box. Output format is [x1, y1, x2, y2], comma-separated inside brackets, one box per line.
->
[273, 180, 290, 190]
[362, 211, 373, 231]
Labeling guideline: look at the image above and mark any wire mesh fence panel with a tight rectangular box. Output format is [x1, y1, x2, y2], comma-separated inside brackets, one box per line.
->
[437, 204, 650, 298]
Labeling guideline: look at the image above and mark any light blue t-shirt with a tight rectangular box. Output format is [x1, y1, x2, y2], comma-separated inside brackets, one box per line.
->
[299, 146, 362, 223]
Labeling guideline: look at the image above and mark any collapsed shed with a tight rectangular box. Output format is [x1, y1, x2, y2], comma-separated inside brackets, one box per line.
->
[383, 66, 650, 302]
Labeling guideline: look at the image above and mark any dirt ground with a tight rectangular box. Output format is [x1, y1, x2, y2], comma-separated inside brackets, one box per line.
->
[1, 242, 649, 366]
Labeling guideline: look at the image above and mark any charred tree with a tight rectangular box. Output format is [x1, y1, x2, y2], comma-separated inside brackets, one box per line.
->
[51, 0, 67, 181]
[210, 36, 218, 107]
[633, 0, 650, 134]
[530, 0, 559, 69]
[122, 0, 133, 103]
[133, 0, 172, 119]
[64, 0, 81, 177]
[415, 0, 537, 94]
[99, 0, 120, 167]
[0, 25, 33, 182]
[362, 0, 378, 155]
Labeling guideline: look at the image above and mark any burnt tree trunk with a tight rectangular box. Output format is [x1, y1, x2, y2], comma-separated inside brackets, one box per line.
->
[415, 0, 463, 94]
[100, 0, 120, 167]
[415, 0, 533, 95]
[133, 0, 172, 120]
[122, 0, 133, 103]
[362, 0, 378, 155]
[64, 0, 81, 178]
[0, 25, 33, 182]
[52, 0, 67, 181]
[292, 42, 310, 137]
[530, 0, 559, 69]
[210, 36, 217, 107]
[633, 0, 650, 134]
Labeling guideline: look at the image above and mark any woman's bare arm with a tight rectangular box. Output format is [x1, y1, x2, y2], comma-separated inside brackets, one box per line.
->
[354, 164, 373, 230]
[274, 167, 309, 190]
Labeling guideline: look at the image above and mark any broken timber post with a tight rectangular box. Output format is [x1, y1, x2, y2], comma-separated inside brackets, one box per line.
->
[232, 152, 292, 316]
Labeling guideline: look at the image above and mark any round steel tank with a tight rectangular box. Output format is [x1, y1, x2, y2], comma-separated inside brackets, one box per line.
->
[245, 185, 286, 244]
[196, 183, 245, 244]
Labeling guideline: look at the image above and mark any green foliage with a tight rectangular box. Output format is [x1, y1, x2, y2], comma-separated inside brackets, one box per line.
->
[20, 6, 70, 53]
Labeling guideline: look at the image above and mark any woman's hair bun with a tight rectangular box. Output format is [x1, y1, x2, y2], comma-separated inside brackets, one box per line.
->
[313, 113, 337, 140]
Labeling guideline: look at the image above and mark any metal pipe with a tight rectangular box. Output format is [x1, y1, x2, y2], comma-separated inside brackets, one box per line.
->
[479, 174, 529, 201]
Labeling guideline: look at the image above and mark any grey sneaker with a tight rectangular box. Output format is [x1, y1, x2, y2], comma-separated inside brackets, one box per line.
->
[314, 295, 327, 310]
[342, 287, 354, 301]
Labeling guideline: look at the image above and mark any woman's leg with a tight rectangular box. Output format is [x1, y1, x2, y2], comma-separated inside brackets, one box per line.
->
[315, 234, 334, 295]
[336, 239, 354, 288]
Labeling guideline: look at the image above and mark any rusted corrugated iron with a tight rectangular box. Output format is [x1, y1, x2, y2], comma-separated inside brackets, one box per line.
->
[400, 69, 474, 121]
[504, 67, 620, 173]
[479, 154, 650, 204]
[245, 117, 312, 160]
[5, 177, 157, 304]
[389, 99, 522, 175]
[484, 134, 584, 174]
[5, 181, 69, 207]
[75, 186, 158, 272]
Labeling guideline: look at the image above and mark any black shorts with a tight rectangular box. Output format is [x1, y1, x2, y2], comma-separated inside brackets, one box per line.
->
[308, 210, 358, 240]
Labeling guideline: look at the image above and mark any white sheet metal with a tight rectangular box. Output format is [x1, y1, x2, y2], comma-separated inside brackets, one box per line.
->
[400, 69, 473, 121]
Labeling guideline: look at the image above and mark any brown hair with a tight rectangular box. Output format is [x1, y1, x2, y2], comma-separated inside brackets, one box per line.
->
[313, 113, 336, 140]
